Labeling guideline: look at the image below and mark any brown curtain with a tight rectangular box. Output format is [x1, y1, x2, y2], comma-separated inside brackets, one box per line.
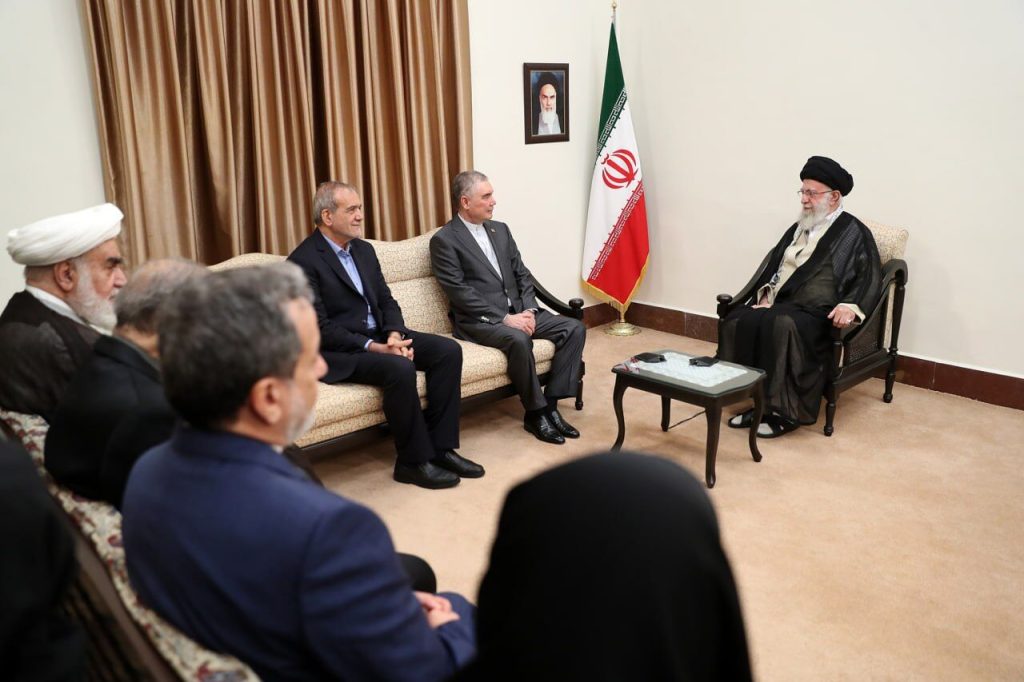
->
[81, 0, 473, 266]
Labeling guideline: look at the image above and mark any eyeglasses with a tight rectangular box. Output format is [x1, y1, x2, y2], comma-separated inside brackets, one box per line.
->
[797, 189, 836, 198]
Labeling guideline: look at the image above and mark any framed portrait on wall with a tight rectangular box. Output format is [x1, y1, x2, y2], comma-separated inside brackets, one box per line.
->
[523, 63, 569, 144]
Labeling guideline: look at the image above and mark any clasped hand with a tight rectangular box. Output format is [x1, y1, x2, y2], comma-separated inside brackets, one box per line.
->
[415, 591, 460, 628]
[369, 331, 414, 360]
[503, 310, 535, 335]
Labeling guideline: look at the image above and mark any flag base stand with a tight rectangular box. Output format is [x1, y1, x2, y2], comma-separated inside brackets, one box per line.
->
[605, 321, 641, 336]
[604, 310, 641, 336]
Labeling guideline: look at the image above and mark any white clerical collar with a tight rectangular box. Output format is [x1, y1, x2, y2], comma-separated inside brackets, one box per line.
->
[459, 215, 485, 231]
[25, 285, 87, 325]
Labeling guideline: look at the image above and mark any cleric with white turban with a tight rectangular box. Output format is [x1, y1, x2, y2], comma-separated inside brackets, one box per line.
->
[0, 203, 128, 419]
[8, 203, 123, 266]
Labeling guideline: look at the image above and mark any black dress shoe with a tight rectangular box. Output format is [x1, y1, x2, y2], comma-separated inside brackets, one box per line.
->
[524, 413, 565, 445]
[431, 450, 485, 478]
[548, 409, 580, 438]
[393, 461, 460, 489]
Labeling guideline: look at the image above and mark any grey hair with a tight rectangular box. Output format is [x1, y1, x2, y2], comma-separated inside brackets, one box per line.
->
[114, 258, 207, 334]
[450, 170, 489, 215]
[159, 261, 314, 430]
[23, 254, 91, 284]
[312, 181, 358, 226]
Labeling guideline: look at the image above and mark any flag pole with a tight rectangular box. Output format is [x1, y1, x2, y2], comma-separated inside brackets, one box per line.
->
[600, 0, 642, 338]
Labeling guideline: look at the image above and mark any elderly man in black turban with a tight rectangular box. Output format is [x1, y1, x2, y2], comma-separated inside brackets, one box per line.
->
[718, 156, 881, 437]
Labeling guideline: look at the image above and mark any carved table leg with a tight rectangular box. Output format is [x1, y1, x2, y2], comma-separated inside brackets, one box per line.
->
[704, 404, 722, 488]
[749, 380, 763, 463]
[611, 377, 627, 451]
[661, 396, 671, 432]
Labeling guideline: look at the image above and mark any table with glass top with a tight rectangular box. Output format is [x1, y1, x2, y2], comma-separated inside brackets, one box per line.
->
[610, 350, 765, 488]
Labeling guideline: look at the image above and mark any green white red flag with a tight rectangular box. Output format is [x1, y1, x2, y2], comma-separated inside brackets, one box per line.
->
[582, 21, 649, 312]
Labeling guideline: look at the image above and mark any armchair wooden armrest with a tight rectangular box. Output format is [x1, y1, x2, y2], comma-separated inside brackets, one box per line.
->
[534, 279, 584, 320]
[716, 252, 773, 320]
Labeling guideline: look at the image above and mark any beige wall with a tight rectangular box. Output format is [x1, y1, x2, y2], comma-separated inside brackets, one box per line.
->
[0, 0, 106, 304]
[469, 0, 1024, 378]
[4, 1, 1021, 377]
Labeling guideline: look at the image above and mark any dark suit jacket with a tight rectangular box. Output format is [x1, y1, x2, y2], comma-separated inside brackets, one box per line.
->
[288, 229, 409, 383]
[0, 442, 84, 680]
[429, 218, 539, 336]
[45, 335, 176, 509]
[0, 291, 99, 421]
[122, 428, 476, 681]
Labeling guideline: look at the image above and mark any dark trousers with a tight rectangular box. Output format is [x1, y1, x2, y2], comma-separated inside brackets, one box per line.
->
[346, 330, 462, 464]
[457, 310, 585, 412]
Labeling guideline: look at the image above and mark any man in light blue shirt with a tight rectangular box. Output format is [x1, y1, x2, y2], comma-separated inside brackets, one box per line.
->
[289, 182, 483, 489]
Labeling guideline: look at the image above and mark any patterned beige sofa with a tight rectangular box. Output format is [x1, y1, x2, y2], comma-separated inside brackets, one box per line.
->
[213, 228, 585, 458]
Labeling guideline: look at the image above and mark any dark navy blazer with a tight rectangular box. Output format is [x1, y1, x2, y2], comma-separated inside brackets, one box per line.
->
[122, 428, 475, 681]
[288, 229, 410, 384]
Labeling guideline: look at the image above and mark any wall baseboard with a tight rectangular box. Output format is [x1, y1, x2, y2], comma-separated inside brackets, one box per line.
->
[582, 302, 1024, 411]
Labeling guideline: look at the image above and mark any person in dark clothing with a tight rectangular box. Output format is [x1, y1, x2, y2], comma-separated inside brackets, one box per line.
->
[719, 156, 881, 437]
[456, 451, 752, 682]
[0, 441, 85, 680]
[45, 258, 205, 507]
[0, 203, 127, 420]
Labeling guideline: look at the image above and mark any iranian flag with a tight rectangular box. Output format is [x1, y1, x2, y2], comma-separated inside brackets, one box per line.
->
[582, 22, 649, 312]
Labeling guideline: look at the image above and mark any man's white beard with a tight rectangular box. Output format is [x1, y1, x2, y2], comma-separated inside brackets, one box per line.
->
[284, 391, 316, 444]
[68, 270, 117, 331]
[540, 109, 557, 126]
[796, 200, 833, 232]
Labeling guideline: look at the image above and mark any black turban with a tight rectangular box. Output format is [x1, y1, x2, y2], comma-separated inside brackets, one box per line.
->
[800, 156, 853, 196]
[536, 72, 559, 92]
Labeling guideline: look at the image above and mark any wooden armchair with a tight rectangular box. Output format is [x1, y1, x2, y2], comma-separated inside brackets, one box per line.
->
[716, 220, 909, 436]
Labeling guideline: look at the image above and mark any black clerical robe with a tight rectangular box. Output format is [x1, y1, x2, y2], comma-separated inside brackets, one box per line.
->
[718, 212, 881, 424]
[0, 291, 99, 421]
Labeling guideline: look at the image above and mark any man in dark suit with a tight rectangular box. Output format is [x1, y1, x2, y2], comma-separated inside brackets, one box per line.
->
[430, 171, 586, 445]
[288, 181, 482, 489]
[45, 259, 205, 508]
[0, 441, 84, 680]
[122, 263, 477, 681]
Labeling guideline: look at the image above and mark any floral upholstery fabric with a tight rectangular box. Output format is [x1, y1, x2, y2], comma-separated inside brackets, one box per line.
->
[0, 410, 258, 681]
[214, 232, 560, 448]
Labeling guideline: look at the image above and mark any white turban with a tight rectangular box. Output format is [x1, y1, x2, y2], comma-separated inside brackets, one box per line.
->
[7, 203, 123, 266]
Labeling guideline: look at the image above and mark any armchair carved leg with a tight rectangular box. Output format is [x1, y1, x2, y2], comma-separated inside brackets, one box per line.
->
[824, 384, 837, 437]
[884, 349, 898, 403]
[885, 274, 906, 404]
[574, 360, 586, 410]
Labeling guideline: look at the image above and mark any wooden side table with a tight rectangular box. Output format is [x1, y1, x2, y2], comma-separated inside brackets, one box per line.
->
[610, 351, 765, 488]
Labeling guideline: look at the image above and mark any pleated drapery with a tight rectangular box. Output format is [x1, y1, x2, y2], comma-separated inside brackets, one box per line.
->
[81, 0, 473, 265]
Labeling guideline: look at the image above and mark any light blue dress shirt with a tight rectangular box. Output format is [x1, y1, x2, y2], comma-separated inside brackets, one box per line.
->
[321, 233, 378, 348]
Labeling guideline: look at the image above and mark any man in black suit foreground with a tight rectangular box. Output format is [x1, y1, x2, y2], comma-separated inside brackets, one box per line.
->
[0, 441, 84, 679]
[288, 182, 483, 489]
[45, 258, 207, 508]
[429, 171, 585, 445]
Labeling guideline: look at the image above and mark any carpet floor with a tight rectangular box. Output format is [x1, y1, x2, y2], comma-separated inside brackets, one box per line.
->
[315, 325, 1024, 681]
